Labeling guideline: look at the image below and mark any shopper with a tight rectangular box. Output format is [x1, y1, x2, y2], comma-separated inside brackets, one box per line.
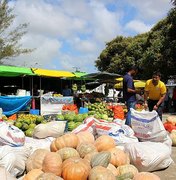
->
[144, 71, 166, 120]
[123, 66, 139, 126]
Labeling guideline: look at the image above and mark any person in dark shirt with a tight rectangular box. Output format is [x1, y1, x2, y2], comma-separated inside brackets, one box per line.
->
[62, 85, 72, 96]
[123, 66, 139, 126]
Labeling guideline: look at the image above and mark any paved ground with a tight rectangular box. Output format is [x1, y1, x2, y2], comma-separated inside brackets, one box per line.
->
[153, 113, 176, 180]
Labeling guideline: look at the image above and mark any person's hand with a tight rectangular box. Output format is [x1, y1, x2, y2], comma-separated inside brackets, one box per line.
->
[144, 102, 148, 110]
[135, 89, 141, 94]
[153, 105, 158, 110]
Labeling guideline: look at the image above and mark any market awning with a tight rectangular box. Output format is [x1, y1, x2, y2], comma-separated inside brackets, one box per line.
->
[0, 65, 34, 77]
[114, 80, 146, 89]
[82, 72, 121, 83]
[32, 68, 75, 78]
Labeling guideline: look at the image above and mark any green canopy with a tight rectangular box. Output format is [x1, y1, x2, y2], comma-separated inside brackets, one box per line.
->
[0, 65, 34, 77]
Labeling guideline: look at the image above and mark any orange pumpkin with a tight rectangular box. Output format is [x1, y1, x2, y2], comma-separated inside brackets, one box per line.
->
[36, 172, 64, 180]
[88, 166, 116, 180]
[107, 163, 118, 176]
[62, 157, 91, 180]
[76, 142, 97, 158]
[50, 133, 78, 151]
[94, 135, 115, 152]
[23, 169, 43, 180]
[76, 131, 95, 144]
[42, 152, 62, 176]
[50, 140, 58, 152]
[26, 149, 49, 172]
[108, 148, 130, 167]
[133, 172, 161, 180]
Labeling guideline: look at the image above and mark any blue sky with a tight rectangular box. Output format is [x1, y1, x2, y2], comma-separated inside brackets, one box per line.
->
[6, 0, 173, 73]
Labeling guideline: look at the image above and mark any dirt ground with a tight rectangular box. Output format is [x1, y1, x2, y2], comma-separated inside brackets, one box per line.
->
[153, 113, 176, 180]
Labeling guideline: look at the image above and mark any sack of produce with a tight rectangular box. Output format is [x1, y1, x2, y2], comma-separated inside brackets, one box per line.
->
[0, 121, 25, 147]
[33, 121, 66, 138]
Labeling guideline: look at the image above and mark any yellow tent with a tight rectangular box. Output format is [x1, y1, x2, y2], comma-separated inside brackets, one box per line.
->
[114, 80, 146, 89]
[32, 68, 75, 78]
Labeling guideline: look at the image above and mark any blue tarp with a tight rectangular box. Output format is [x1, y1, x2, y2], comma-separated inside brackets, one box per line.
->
[0, 96, 32, 116]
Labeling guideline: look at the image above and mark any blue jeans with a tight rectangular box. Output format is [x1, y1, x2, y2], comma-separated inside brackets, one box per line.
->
[125, 101, 136, 126]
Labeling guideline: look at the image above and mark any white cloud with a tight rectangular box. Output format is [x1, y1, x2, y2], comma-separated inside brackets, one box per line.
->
[4, 0, 173, 73]
[125, 0, 173, 21]
[125, 20, 154, 34]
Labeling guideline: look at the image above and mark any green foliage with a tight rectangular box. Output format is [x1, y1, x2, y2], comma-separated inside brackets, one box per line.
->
[0, 0, 33, 62]
[96, 7, 176, 81]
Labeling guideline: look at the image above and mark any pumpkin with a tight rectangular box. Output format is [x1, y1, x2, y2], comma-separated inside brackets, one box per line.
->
[76, 131, 95, 144]
[77, 142, 97, 158]
[26, 149, 49, 172]
[94, 135, 115, 152]
[133, 172, 161, 180]
[116, 164, 138, 178]
[42, 152, 62, 176]
[107, 163, 118, 176]
[50, 133, 78, 151]
[170, 130, 176, 146]
[90, 151, 111, 168]
[88, 166, 116, 180]
[36, 172, 64, 180]
[62, 157, 91, 180]
[108, 148, 130, 167]
[57, 147, 80, 161]
[23, 169, 43, 180]
[84, 152, 99, 163]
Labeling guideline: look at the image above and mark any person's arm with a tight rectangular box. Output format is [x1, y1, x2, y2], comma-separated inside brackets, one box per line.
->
[126, 78, 140, 94]
[153, 94, 166, 110]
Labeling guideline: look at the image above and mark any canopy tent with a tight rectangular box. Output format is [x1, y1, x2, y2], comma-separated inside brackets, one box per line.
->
[114, 80, 146, 89]
[32, 68, 75, 78]
[0, 65, 34, 77]
[82, 72, 121, 83]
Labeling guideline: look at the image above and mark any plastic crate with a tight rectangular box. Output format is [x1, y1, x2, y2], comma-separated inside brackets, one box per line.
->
[29, 109, 40, 115]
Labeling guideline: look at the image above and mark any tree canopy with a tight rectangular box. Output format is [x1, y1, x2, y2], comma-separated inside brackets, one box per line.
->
[95, 6, 176, 81]
[0, 0, 32, 63]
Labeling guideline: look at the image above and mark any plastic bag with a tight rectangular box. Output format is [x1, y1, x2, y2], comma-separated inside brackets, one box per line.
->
[0, 121, 25, 147]
[0, 145, 31, 177]
[33, 121, 66, 138]
[130, 109, 168, 142]
[124, 142, 173, 172]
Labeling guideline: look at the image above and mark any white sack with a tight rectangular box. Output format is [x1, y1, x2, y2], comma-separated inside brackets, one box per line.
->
[0, 145, 31, 177]
[131, 109, 168, 142]
[0, 167, 17, 180]
[25, 137, 54, 153]
[124, 142, 173, 172]
[0, 122, 25, 147]
[109, 125, 139, 145]
[33, 121, 66, 138]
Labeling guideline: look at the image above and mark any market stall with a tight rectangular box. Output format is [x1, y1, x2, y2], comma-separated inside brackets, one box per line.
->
[0, 65, 35, 115]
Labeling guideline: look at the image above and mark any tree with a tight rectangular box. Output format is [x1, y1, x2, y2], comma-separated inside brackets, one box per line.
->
[96, 6, 176, 81]
[0, 0, 32, 63]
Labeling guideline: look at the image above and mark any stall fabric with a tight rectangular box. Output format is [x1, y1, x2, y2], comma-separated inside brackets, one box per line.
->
[114, 80, 146, 89]
[0, 96, 32, 116]
[0, 65, 34, 77]
[31, 68, 75, 78]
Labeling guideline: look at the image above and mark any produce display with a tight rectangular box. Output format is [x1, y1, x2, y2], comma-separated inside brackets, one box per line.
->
[23, 132, 161, 180]
[87, 102, 114, 120]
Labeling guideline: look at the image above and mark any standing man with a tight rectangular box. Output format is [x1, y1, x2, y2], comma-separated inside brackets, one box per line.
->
[144, 71, 166, 120]
[123, 66, 139, 126]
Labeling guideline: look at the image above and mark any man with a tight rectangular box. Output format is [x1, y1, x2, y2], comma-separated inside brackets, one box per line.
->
[123, 66, 139, 126]
[144, 71, 166, 120]
[62, 85, 72, 96]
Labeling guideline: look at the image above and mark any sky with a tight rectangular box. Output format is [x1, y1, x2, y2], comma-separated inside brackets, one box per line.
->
[5, 0, 173, 73]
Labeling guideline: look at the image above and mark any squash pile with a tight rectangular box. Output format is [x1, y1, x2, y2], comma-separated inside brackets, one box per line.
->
[24, 131, 161, 180]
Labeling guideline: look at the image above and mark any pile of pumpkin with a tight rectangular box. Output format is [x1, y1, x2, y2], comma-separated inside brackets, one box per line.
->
[24, 132, 161, 180]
